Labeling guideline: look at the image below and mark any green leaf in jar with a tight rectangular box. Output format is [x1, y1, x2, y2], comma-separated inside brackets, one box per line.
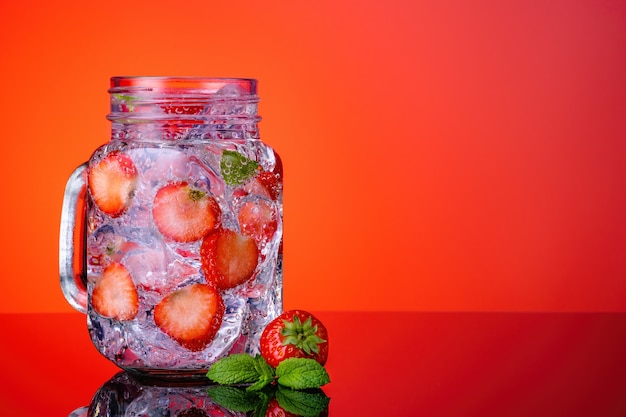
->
[220, 149, 259, 186]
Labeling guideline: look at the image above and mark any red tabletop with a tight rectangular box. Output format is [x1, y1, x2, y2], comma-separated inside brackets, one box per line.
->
[1, 311, 625, 416]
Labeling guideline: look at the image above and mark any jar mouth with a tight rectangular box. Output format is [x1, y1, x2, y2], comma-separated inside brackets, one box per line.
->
[107, 77, 261, 140]
[109, 76, 257, 96]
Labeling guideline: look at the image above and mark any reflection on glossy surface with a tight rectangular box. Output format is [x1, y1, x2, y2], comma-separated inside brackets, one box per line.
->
[70, 371, 329, 417]
[207, 385, 329, 417]
[70, 372, 244, 416]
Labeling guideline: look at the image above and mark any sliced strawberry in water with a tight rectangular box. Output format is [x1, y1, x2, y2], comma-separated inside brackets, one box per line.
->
[242, 171, 282, 201]
[152, 182, 221, 242]
[92, 262, 139, 321]
[88, 151, 138, 217]
[154, 283, 225, 351]
[249, 153, 282, 201]
[256, 171, 282, 201]
[238, 199, 279, 245]
[200, 229, 259, 291]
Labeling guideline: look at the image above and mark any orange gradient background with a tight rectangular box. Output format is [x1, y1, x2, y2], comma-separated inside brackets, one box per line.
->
[1, 0, 625, 313]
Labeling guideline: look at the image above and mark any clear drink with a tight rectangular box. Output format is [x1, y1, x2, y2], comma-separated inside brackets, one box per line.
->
[60, 77, 282, 381]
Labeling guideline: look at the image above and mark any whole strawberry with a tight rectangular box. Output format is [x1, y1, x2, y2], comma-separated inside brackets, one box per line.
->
[260, 310, 329, 368]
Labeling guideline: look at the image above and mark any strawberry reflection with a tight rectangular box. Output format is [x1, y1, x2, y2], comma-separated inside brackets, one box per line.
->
[69, 372, 329, 417]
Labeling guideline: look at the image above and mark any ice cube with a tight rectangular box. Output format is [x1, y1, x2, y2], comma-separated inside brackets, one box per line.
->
[215, 83, 247, 97]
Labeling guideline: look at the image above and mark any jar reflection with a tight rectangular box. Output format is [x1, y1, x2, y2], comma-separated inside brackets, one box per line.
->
[69, 372, 330, 417]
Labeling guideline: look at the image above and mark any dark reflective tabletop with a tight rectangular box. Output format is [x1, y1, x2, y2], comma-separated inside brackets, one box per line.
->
[2, 311, 626, 416]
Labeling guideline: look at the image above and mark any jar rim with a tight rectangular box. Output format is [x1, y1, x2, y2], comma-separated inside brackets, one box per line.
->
[109, 76, 257, 95]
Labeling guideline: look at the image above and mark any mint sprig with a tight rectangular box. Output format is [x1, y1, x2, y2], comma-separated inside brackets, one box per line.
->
[248, 353, 276, 391]
[206, 355, 330, 391]
[220, 149, 259, 186]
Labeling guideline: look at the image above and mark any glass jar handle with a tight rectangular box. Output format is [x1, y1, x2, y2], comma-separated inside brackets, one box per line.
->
[59, 163, 88, 313]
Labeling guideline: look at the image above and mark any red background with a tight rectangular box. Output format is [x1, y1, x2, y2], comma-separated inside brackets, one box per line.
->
[1, 0, 625, 313]
[3, 312, 626, 416]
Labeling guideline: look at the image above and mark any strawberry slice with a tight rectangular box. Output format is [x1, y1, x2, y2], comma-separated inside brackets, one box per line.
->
[242, 171, 282, 201]
[154, 283, 225, 351]
[152, 182, 221, 242]
[237, 199, 278, 244]
[88, 151, 138, 217]
[257, 171, 282, 200]
[200, 229, 259, 291]
[92, 262, 139, 321]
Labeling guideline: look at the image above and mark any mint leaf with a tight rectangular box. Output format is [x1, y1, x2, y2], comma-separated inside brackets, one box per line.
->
[207, 354, 260, 385]
[247, 355, 276, 392]
[206, 386, 259, 412]
[275, 358, 331, 389]
[220, 150, 259, 186]
[276, 386, 330, 417]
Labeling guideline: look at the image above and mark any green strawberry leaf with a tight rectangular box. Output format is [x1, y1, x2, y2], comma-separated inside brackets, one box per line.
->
[220, 149, 259, 186]
[275, 358, 331, 389]
[206, 386, 259, 412]
[206, 353, 260, 385]
[276, 386, 331, 417]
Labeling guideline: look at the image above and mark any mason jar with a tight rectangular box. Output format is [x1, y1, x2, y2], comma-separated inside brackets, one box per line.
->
[60, 77, 283, 381]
